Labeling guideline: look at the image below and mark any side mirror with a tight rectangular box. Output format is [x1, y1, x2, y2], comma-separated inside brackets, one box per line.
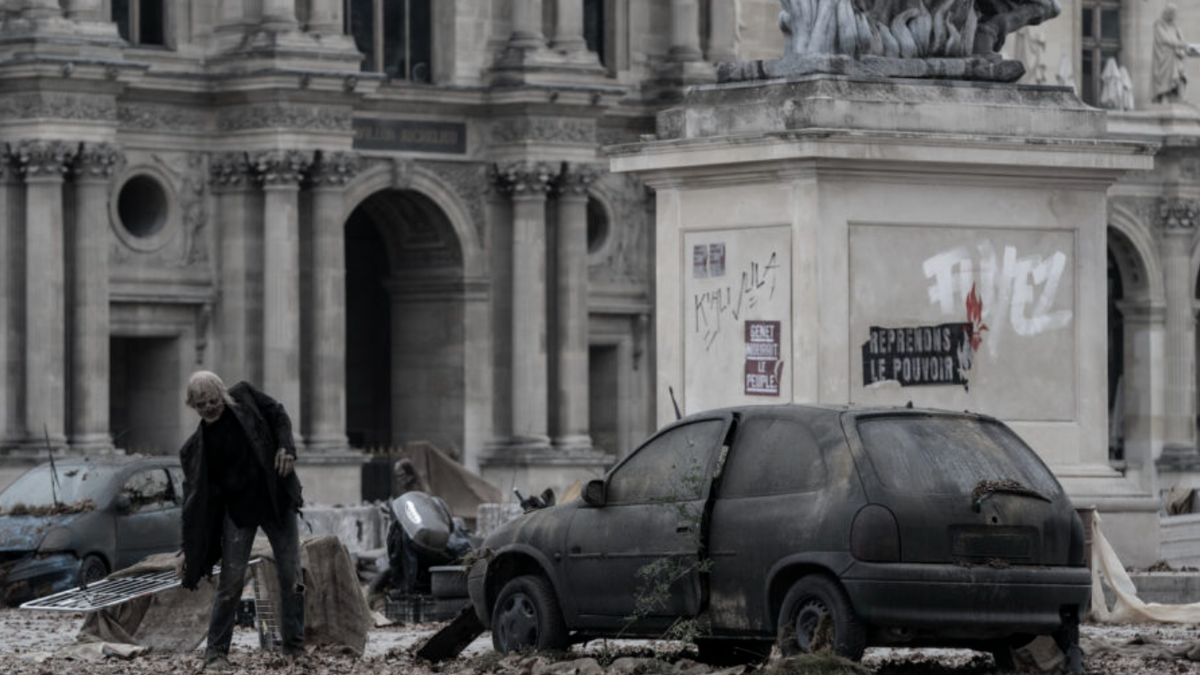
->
[582, 479, 607, 507]
[114, 494, 132, 513]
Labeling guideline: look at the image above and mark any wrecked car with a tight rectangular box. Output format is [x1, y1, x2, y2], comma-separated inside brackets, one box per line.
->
[0, 456, 183, 605]
[468, 405, 1089, 666]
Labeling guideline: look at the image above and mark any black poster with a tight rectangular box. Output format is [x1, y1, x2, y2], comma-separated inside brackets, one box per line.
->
[861, 323, 974, 389]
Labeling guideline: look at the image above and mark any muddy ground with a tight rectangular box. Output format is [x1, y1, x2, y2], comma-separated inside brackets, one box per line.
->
[1, 608, 1199, 674]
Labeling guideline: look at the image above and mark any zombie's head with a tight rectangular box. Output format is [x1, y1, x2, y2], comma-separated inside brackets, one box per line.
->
[186, 370, 236, 423]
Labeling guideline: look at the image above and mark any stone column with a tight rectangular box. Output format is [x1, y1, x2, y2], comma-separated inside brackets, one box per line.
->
[509, 0, 546, 50]
[551, 164, 597, 451]
[305, 0, 342, 35]
[18, 0, 61, 19]
[305, 151, 359, 453]
[0, 148, 15, 445]
[63, 0, 101, 21]
[1157, 198, 1199, 459]
[251, 150, 312, 446]
[262, 0, 299, 31]
[669, 0, 703, 62]
[69, 143, 121, 452]
[706, 0, 738, 63]
[210, 153, 257, 384]
[493, 161, 555, 451]
[15, 140, 75, 448]
[551, 0, 586, 53]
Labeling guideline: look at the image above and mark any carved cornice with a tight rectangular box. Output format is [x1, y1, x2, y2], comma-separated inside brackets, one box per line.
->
[73, 143, 123, 181]
[1158, 197, 1200, 232]
[490, 161, 557, 195]
[249, 150, 314, 186]
[217, 105, 351, 133]
[209, 152, 252, 187]
[555, 163, 599, 197]
[309, 151, 361, 187]
[490, 117, 594, 145]
[119, 104, 207, 132]
[0, 93, 117, 123]
[13, 140, 78, 178]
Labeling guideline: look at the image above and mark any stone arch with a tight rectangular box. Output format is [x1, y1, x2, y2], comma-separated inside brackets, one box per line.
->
[1108, 202, 1163, 304]
[342, 161, 485, 275]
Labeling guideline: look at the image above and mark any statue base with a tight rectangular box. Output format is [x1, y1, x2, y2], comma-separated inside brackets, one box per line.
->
[718, 54, 1025, 84]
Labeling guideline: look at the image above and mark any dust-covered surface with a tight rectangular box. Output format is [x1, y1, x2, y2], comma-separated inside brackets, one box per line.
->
[2, 608, 1200, 674]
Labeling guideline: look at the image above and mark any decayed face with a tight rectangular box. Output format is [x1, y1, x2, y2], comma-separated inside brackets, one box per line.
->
[192, 392, 225, 423]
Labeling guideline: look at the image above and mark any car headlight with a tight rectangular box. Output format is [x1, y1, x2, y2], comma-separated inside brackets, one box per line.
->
[39, 527, 71, 552]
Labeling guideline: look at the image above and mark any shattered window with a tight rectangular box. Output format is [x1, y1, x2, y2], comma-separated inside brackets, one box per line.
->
[719, 417, 826, 498]
[607, 420, 724, 504]
[857, 416, 1060, 498]
[121, 469, 173, 512]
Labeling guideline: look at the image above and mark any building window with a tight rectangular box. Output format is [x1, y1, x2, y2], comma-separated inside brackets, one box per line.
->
[346, 0, 433, 83]
[1080, 0, 1121, 106]
[113, 0, 165, 47]
[584, 0, 606, 66]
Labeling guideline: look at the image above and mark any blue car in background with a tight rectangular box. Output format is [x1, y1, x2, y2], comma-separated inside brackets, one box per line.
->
[0, 456, 183, 605]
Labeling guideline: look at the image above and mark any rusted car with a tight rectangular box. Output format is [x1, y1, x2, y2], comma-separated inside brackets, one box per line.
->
[0, 456, 183, 605]
[468, 405, 1089, 666]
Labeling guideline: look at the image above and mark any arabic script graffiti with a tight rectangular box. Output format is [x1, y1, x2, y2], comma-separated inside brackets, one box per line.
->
[922, 241, 1071, 356]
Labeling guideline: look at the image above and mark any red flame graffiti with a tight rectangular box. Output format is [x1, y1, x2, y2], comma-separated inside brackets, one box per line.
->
[966, 283, 988, 351]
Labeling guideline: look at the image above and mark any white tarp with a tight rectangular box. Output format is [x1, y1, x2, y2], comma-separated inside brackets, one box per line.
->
[1090, 511, 1200, 623]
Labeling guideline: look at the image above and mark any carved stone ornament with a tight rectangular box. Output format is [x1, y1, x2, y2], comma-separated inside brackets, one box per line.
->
[491, 118, 594, 145]
[490, 161, 558, 195]
[250, 150, 314, 186]
[73, 143, 124, 181]
[0, 93, 118, 123]
[427, 160, 489, 242]
[13, 139, 78, 178]
[309, 151, 362, 187]
[392, 157, 414, 190]
[217, 105, 351, 133]
[1159, 197, 1200, 232]
[555, 164, 600, 197]
[209, 152, 252, 187]
[119, 104, 207, 132]
[721, 0, 1062, 83]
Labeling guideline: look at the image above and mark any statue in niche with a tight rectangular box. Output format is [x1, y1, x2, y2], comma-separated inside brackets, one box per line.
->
[1099, 57, 1135, 112]
[720, 0, 1062, 82]
[1152, 3, 1200, 104]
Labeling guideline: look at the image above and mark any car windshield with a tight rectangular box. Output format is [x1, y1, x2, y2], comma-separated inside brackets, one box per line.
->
[0, 464, 120, 510]
[856, 415, 1061, 497]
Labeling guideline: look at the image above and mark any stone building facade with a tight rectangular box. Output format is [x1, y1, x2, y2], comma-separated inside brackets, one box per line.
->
[0, 0, 1198, 506]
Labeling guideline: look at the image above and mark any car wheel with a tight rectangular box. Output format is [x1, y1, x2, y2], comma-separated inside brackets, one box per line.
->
[79, 555, 108, 585]
[777, 575, 866, 660]
[491, 575, 568, 653]
[694, 637, 772, 665]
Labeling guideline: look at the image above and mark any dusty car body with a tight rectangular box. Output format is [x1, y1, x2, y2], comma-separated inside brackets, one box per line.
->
[0, 456, 183, 605]
[468, 405, 1090, 663]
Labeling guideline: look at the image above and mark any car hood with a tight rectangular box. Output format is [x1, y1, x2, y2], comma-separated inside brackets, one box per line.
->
[483, 503, 575, 552]
[0, 514, 82, 552]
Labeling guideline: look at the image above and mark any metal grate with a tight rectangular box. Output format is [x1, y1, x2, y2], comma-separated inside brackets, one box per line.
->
[19, 560, 259, 613]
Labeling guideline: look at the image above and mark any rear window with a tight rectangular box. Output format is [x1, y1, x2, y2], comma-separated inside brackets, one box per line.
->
[856, 415, 1060, 497]
[0, 464, 120, 509]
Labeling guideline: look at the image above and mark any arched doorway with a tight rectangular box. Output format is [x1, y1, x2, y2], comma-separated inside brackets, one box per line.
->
[344, 189, 466, 453]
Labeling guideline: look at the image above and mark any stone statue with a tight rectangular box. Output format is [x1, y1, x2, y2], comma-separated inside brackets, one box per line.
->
[1100, 57, 1135, 112]
[1152, 3, 1200, 104]
[1013, 27, 1047, 84]
[719, 0, 1062, 82]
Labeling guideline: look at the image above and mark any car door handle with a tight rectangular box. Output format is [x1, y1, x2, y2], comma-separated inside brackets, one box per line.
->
[569, 545, 582, 554]
[676, 524, 693, 534]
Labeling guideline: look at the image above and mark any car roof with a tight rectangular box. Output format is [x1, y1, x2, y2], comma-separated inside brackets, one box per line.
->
[673, 403, 1000, 431]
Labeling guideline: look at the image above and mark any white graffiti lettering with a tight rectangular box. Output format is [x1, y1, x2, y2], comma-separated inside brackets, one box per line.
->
[922, 241, 1071, 356]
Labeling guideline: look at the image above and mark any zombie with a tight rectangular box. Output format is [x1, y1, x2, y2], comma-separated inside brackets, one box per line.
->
[174, 371, 305, 671]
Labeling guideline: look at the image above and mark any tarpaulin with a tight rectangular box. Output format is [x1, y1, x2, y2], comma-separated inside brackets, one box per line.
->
[1090, 511, 1200, 623]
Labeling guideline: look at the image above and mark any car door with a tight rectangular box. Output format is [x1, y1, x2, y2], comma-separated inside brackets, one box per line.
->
[114, 467, 182, 569]
[563, 415, 731, 626]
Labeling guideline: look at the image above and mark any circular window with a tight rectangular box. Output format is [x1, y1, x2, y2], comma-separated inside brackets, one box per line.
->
[117, 175, 169, 238]
[587, 197, 609, 255]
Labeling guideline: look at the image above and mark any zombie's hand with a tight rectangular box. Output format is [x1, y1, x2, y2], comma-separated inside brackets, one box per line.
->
[174, 550, 186, 580]
[275, 448, 295, 477]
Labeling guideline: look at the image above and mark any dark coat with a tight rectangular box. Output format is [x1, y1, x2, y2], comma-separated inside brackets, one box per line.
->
[179, 381, 302, 590]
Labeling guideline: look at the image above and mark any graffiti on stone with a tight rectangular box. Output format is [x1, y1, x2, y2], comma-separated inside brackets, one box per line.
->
[922, 240, 1070, 357]
[693, 251, 781, 351]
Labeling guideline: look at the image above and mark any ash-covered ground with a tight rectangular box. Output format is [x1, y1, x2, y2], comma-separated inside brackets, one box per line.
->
[1, 608, 1199, 674]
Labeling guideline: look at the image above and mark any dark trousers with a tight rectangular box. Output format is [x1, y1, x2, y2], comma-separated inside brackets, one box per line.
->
[206, 512, 304, 657]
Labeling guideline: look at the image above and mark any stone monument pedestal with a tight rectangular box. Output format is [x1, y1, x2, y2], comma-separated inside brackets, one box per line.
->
[610, 76, 1162, 566]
